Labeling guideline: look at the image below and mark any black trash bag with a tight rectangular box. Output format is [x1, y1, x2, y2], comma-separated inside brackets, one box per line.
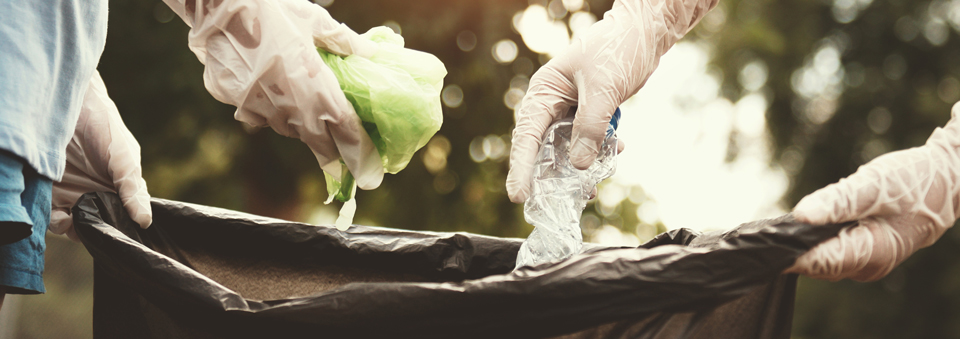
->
[72, 192, 852, 339]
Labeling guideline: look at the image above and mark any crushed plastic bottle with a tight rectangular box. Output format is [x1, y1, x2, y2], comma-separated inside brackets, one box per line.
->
[515, 108, 621, 269]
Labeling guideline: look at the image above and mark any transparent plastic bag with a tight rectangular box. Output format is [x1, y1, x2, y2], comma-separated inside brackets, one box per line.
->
[515, 109, 620, 269]
[319, 26, 447, 202]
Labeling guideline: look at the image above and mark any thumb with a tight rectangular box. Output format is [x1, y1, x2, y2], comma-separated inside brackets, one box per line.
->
[91, 72, 154, 229]
[49, 208, 74, 236]
[567, 53, 624, 171]
[506, 63, 577, 203]
[569, 98, 618, 170]
[117, 177, 153, 229]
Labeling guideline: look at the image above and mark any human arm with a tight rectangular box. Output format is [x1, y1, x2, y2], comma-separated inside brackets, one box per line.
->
[506, 0, 719, 202]
[161, 0, 384, 189]
[786, 102, 960, 281]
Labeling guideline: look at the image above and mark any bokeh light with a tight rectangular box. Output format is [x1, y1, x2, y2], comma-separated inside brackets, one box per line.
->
[503, 88, 525, 109]
[514, 5, 570, 57]
[561, 0, 584, 12]
[456, 30, 477, 52]
[422, 135, 451, 175]
[441, 84, 464, 108]
[492, 39, 519, 64]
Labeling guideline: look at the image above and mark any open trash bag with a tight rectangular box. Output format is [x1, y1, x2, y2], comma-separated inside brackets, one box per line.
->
[72, 192, 851, 338]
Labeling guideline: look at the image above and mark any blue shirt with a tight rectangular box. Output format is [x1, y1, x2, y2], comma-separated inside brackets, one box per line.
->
[0, 0, 108, 181]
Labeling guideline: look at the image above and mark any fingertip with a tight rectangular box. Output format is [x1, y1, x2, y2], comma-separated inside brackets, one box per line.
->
[792, 194, 831, 225]
[506, 183, 529, 203]
[508, 193, 527, 204]
[569, 138, 599, 170]
[351, 138, 384, 190]
[136, 213, 153, 229]
[355, 167, 384, 190]
[49, 209, 73, 235]
[506, 162, 530, 203]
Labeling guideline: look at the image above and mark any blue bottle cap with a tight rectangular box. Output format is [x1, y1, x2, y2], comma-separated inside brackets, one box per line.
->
[569, 106, 622, 130]
[609, 107, 621, 131]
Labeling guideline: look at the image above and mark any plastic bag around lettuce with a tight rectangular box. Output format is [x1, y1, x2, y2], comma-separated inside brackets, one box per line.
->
[319, 26, 446, 201]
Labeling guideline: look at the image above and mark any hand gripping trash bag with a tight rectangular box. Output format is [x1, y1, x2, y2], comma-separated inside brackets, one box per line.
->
[72, 192, 852, 338]
[319, 26, 446, 201]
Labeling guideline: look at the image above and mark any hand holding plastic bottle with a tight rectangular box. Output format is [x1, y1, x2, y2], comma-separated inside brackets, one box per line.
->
[50, 71, 152, 241]
[162, 0, 384, 190]
[506, 0, 719, 203]
[786, 102, 960, 281]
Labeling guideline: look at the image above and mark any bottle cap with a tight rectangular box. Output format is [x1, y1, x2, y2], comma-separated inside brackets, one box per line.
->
[609, 107, 621, 131]
[569, 106, 622, 130]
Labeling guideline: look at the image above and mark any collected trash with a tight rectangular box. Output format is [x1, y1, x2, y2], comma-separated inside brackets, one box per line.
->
[515, 108, 620, 269]
[74, 192, 852, 338]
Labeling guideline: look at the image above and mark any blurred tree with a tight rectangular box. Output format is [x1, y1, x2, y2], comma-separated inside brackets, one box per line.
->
[697, 0, 960, 336]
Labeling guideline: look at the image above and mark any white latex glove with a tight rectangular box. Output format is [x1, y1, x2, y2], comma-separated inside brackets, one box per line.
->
[785, 102, 960, 282]
[51, 71, 153, 241]
[506, 0, 719, 203]
[162, 0, 384, 189]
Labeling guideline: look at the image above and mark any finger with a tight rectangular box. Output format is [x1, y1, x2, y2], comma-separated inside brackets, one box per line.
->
[785, 217, 898, 282]
[90, 74, 154, 229]
[203, 32, 251, 105]
[105, 121, 153, 229]
[570, 84, 621, 170]
[506, 63, 577, 203]
[310, 63, 384, 190]
[49, 209, 73, 236]
[792, 147, 928, 225]
[617, 139, 626, 154]
[117, 177, 153, 229]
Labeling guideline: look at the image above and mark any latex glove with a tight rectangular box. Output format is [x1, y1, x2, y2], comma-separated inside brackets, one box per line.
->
[162, 0, 384, 189]
[785, 102, 960, 282]
[506, 0, 719, 203]
[50, 71, 152, 241]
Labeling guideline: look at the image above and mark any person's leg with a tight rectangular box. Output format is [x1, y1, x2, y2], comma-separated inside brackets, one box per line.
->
[0, 153, 51, 296]
[0, 153, 32, 245]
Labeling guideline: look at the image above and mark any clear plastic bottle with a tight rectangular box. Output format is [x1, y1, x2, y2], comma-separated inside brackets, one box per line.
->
[515, 108, 621, 269]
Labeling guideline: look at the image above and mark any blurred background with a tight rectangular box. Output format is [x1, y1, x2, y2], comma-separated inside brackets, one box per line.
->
[3, 0, 960, 337]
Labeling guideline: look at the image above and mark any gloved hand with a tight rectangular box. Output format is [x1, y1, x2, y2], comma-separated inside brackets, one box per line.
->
[506, 0, 719, 203]
[50, 71, 152, 241]
[162, 0, 384, 189]
[785, 102, 960, 282]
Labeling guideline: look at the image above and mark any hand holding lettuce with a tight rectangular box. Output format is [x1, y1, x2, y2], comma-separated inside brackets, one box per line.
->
[319, 27, 447, 229]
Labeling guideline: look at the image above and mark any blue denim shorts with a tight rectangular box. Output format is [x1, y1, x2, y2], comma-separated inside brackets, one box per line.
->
[0, 151, 51, 294]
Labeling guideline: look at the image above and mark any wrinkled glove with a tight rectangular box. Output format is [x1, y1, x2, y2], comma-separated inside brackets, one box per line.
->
[51, 71, 152, 241]
[506, 0, 719, 203]
[162, 0, 384, 189]
[786, 102, 960, 282]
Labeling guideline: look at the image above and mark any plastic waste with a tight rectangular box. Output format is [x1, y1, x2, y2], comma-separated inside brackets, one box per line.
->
[515, 108, 621, 269]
